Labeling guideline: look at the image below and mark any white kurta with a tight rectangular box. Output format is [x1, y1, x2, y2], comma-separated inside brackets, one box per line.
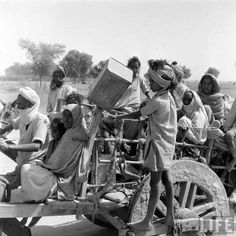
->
[47, 84, 73, 112]
[141, 91, 177, 171]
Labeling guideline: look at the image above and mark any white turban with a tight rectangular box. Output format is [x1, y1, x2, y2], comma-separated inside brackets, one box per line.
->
[19, 87, 40, 106]
[18, 87, 40, 126]
[147, 65, 176, 90]
[169, 64, 184, 82]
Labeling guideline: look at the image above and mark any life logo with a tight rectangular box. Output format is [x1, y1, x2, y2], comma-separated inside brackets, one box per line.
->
[198, 217, 236, 234]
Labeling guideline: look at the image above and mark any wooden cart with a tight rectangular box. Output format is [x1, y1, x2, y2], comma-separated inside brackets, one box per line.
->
[0, 107, 235, 236]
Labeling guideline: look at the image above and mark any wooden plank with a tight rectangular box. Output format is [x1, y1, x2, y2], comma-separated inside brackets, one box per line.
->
[201, 210, 217, 219]
[0, 200, 97, 218]
[186, 183, 197, 209]
[98, 210, 126, 230]
[178, 181, 191, 208]
[156, 199, 167, 217]
[192, 202, 216, 216]
[0, 202, 77, 218]
[118, 223, 168, 236]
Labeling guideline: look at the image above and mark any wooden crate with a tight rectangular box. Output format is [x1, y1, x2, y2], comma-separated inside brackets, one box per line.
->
[88, 58, 132, 111]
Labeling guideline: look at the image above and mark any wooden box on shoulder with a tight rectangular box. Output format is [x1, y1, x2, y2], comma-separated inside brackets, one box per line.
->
[88, 58, 132, 111]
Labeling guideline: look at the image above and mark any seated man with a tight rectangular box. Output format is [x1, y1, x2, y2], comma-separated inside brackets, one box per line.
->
[0, 87, 50, 190]
[0, 87, 50, 236]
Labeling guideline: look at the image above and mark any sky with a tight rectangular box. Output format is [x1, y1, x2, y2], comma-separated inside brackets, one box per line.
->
[0, 0, 236, 81]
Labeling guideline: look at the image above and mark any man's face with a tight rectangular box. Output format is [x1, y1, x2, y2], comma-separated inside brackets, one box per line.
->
[15, 94, 34, 110]
[50, 71, 64, 90]
[130, 61, 140, 78]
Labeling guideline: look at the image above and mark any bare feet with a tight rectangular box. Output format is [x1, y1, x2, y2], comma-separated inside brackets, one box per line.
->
[128, 221, 152, 231]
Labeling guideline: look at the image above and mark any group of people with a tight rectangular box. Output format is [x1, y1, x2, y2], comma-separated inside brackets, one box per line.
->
[104, 57, 236, 232]
[0, 56, 235, 236]
[0, 66, 92, 235]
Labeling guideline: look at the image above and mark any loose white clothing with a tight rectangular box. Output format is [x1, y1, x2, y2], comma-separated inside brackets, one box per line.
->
[141, 91, 177, 171]
[47, 84, 73, 112]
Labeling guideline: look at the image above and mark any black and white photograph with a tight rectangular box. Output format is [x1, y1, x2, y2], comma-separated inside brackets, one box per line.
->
[0, 0, 236, 235]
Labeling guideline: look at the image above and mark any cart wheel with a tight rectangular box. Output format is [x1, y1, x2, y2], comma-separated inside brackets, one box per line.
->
[128, 160, 229, 234]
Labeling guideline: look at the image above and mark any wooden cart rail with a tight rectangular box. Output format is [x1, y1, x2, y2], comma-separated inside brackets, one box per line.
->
[0, 198, 126, 218]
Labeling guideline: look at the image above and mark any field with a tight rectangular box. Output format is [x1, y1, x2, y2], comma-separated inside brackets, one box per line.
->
[0, 79, 236, 113]
[0, 79, 92, 113]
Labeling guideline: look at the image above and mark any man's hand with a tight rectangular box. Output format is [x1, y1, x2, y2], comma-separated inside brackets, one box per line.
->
[0, 138, 9, 151]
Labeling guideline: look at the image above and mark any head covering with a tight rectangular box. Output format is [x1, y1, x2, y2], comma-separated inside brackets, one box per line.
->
[19, 87, 40, 106]
[197, 74, 225, 122]
[147, 65, 176, 91]
[182, 90, 204, 119]
[52, 66, 67, 82]
[179, 90, 209, 144]
[44, 103, 88, 172]
[17, 87, 40, 126]
[65, 89, 83, 105]
[198, 73, 220, 95]
[169, 64, 184, 82]
[57, 65, 66, 77]
[63, 104, 84, 129]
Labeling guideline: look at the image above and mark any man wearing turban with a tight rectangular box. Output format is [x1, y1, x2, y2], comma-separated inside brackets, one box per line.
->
[47, 65, 73, 113]
[113, 60, 177, 231]
[0, 87, 50, 235]
[0, 87, 50, 189]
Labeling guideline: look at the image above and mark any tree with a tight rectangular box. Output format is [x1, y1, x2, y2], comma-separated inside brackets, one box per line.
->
[89, 60, 107, 79]
[60, 50, 93, 83]
[5, 62, 33, 77]
[182, 65, 192, 79]
[205, 67, 220, 78]
[19, 39, 66, 86]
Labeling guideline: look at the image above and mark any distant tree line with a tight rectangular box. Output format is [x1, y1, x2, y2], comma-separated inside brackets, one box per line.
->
[4, 39, 107, 86]
[5, 39, 196, 85]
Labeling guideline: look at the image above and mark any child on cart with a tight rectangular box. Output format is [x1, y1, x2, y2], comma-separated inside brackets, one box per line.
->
[112, 59, 177, 231]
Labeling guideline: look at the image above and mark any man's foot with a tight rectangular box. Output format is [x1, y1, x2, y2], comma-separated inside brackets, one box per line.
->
[128, 221, 152, 231]
[154, 216, 174, 227]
